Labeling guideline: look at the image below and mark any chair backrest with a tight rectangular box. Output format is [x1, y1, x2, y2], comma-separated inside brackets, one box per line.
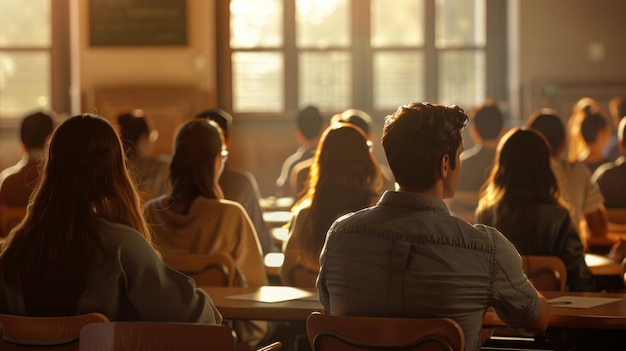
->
[0, 312, 108, 350]
[607, 208, 626, 225]
[0, 205, 27, 237]
[162, 252, 236, 287]
[306, 312, 464, 351]
[78, 321, 235, 351]
[521, 255, 567, 292]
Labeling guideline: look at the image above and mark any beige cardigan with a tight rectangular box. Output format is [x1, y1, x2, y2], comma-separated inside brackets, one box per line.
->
[144, 196, 268, 287]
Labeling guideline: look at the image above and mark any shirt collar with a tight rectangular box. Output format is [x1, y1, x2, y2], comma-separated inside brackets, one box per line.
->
[377, 191, 450, 215]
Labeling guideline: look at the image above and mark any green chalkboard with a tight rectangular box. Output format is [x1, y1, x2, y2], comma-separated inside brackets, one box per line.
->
[89, 0, 187, 46]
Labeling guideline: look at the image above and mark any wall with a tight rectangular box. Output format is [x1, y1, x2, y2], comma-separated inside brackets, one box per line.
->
[516, 0, 626, 123]
[74, 0, 300, 196]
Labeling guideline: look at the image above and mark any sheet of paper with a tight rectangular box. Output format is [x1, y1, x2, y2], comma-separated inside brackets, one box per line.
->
[227, 286, 314, 303]
[547, 296, 622, 309]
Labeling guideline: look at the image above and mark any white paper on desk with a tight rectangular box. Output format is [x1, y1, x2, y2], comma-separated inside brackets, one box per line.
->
[547, 296, 622, 309]
[226, 286, 314, 303]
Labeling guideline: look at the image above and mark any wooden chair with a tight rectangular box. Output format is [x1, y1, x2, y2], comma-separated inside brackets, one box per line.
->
[607, 208, 626, 237]
[521, 255, 567, 292]
[78, 322, 282, 351]
[607, 208, 626, 225]
[306, 312, 464, 351]
[0, 205, 27, 237]
[162, 252, 236, 287]
[0, 312, 109, 350]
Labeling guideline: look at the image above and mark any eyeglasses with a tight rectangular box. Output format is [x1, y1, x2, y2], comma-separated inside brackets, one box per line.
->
[221, 150, 229, 162]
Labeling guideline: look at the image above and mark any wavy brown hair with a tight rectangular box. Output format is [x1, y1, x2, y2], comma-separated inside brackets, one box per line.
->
[293, 123, 382, 260]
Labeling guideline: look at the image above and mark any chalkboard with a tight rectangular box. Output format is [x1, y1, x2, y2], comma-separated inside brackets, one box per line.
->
[89, 0, 187, 46]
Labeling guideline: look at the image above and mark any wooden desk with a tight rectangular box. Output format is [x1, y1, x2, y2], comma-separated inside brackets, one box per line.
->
[484, 291, 626, 330]
[262, 211, 292, 229]
[585, 253, 622, 276]
[202, 286, 321, 321]
[203, 287, 626, 330]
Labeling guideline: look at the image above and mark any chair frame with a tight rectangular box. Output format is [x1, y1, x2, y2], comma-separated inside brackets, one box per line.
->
[306, 312, 464, 351]
[0, 312, 108, 346]
[79, 321, 282, 351]
[521, 255, 567, 292]
[162, 252, 236, 287]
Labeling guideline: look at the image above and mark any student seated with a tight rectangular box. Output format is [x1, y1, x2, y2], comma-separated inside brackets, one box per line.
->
[143, 119, 269, 347]
[317, 103, 549, 351]
[0, 111, 54, 226]
[526, 109, 609, 250]
[275, 105, 325, 198]
[281, 123, 383, 286]
[117, 110, 171, 201]
[0, 114, 220, 324]
[196, 108, 277, 255]
[475, 128, 595, 291]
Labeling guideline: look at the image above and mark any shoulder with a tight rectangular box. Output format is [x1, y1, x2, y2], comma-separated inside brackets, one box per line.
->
[93, 217, 153, 251]
[200, 198, 248, 217]
[221, 167, 255, 187]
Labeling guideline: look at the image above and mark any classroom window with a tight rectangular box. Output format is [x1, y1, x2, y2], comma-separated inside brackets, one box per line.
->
[220, 0, 498, 116]
[0, 0, 51, 119]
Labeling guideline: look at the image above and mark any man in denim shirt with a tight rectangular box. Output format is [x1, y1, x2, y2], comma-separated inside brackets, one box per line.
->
[317, 103, 549, 351]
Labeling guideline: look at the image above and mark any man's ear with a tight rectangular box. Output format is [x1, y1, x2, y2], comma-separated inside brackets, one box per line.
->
[440, 154, 449, 179]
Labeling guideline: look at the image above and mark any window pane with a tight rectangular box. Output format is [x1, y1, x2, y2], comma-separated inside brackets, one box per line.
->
[373, 51, 424, 110]
[435, 0, 485, 47]
[230, 0, 282, 48]
[232, 52, 283, 113]
[0, 52, 50, 117]
[297, 0, 349, 48]
[299, 51, 350, 111]
[0, 0, 50, 47]
[371, 0, 424, 47]
[438, 50, 485, 110]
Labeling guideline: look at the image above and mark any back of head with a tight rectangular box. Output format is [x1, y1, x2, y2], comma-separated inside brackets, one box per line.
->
[382, 103, 468, 191]
[20, 111, 54, 150]
[195, 108, 233, 139]
[46, 114, 132, 210]
[311, 123, 380, 196]
[117, 110, 150, 145]
[470, 101, 503, 140]
[526, 109, 565, 156]
[332, 108, 373, 136]
[489, 128, 557, 203]
[117, 110, 150, 160]
[580, 106, 608, 144]
[297, 105, 323, 140]
[170, 119, 224, 205]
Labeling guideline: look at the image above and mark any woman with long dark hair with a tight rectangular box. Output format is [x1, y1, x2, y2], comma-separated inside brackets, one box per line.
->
[476, 128, 595, 291]
[0, 114, 220, 323]
[280, 122, 383, 286]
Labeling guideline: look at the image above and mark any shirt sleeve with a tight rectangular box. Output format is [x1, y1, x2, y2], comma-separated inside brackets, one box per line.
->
[119, 229, 223, 324]
[486, 227, 542, 330]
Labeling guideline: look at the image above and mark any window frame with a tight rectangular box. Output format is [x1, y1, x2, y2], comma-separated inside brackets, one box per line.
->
[216, 0, 507, 120]
[0, 0, 70, 123]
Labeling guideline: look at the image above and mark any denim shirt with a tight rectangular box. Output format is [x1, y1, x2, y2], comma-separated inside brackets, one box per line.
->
[318, 191, 541, 351]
